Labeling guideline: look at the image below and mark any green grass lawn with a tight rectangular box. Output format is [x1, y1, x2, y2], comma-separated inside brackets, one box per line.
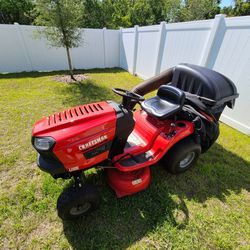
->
[0, 68, 249, 250]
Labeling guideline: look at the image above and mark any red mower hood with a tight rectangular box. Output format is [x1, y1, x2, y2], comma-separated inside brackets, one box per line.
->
[32, 101, 117, 171]
[32, 101, 115, 137]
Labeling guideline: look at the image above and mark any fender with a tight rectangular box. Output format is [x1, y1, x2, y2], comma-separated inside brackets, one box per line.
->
[113, 110, 194, 172]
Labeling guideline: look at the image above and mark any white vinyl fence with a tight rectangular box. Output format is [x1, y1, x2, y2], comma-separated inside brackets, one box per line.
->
[0, 15, 249, 135]
[0, 24, 120, 72]
[120, 15, 250, 135]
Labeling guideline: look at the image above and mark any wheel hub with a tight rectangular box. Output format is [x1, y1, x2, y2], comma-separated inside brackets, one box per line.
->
[179, 152, 195, 169]
[69, 202, 91, 216]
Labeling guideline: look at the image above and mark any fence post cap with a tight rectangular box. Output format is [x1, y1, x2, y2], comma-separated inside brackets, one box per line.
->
[215, 14, 226, 18]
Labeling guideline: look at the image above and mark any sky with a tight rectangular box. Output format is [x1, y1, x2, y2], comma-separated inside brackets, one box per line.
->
[220, 0, 234, 8]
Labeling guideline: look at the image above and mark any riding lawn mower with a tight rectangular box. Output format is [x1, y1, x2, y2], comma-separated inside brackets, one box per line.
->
[31, 64, 238, 220]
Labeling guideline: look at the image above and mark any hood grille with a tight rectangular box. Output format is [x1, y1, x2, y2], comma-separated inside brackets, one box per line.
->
[48, 103, 104, 126]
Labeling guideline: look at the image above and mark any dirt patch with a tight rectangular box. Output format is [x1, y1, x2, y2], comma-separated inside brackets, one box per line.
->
[53, 74, 88, 83]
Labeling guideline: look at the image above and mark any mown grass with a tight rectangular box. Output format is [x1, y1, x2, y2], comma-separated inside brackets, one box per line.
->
[0, 68, 249, 250]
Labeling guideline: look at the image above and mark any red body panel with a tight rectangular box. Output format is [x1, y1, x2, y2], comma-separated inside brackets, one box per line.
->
[107, 167, 151, 198]
[112, 110, 194, 171]
[107, 110, 194, 197]
[32, 102, 116, 171]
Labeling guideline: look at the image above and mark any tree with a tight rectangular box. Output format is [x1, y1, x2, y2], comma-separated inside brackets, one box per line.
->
[222, 0, 250, 16]
[101, 0, 133, 28]
[130, 0, 166, 26]
[81, 0, 105, 28]
[221, 5, 234, 16]
[35, 0, 84, 80]
[0, 0, 35, 24]
[163, 0, 182, 23]
[176, 0, 220, 22]
[100, 0, 180, 28]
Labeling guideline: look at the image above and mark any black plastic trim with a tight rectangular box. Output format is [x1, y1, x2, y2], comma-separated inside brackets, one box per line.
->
[37, 154, 66, 176]
[32, 136, 67, 177]
[107, 101, 135, 158]
[84, 141, 113, 159]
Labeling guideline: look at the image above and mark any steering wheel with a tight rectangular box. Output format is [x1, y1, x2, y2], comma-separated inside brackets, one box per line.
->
[112, 88, 145, 102]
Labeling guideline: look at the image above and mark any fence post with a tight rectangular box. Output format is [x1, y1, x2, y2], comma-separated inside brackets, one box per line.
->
[154, 21, 166, 75]
[132, 25, 139, 75]
[102, 27, 107, 68]
[200, 14, 226, 67]
[119, 27, 122, 68]
[14, 22, 33, 71]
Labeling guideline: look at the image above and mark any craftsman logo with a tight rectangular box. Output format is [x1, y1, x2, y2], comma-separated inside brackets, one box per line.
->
[79, 135, 108, 151]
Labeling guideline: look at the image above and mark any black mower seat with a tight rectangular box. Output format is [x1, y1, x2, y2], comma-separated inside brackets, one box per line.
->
[141, 85, 185, 120]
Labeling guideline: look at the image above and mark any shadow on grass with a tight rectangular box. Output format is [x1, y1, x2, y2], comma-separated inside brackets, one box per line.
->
[52, 75, 123, 110]
[62, 143, 249, 249]
[171, 143, 250, 203]
[57, 79, 116, 107]
[0, 67, 126, 79]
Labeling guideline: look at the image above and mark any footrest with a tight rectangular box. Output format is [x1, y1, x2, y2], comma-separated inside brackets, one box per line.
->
[119, 152, 153, 167]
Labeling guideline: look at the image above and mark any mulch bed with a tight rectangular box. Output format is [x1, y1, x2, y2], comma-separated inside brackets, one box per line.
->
[53, 74, 88, 83]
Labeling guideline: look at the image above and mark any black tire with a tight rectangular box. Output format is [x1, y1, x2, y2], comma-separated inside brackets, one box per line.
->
[161, 137, 201, 174]
[57, 184, 100, 220]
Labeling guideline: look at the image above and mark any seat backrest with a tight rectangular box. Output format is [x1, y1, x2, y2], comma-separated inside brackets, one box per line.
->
[171, 64, 237, 102]
[157, 85, 185, 106]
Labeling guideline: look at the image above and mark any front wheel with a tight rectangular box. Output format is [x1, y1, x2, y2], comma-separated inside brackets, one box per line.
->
[57, 185, 100, 220]
[161, 138, 201, 174]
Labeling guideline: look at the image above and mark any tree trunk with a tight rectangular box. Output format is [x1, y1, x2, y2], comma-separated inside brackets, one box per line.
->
[66, 47, 76, 81]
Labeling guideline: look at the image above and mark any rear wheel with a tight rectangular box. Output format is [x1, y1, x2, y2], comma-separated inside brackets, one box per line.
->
[161, 138, 201, 174]
[57, 184, 100, 220]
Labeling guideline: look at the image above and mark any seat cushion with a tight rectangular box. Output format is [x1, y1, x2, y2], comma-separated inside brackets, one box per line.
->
[141, 86, 185, 120]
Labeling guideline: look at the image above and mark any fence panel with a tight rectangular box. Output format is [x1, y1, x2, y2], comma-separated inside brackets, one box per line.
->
[160, 20, 212, 71]
[21, 25, 68, 71]
[211, 16, 250, 134]
[120, 15, 250, 134]
[0, 24, 120, 73]
[71, 29, 105, 69]
[136, 25, 161, 79]
[104, 29, 120, 68]
[0, 24, 31, 72]
[120, 28, 135, 73]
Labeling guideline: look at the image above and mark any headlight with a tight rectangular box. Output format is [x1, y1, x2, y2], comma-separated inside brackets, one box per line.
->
[33, 137, 55, 151]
